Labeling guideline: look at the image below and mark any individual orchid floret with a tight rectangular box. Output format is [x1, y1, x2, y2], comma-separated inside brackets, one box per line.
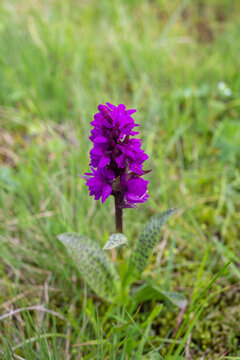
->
[115, 137, 148, 174]
[120, 174, 149, 209]
[83, 167, 115, 204]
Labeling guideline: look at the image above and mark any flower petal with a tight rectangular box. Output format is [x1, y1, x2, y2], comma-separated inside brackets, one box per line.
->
[101, 185, 112, 203]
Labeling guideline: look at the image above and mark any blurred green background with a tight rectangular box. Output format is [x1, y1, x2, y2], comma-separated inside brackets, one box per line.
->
[0, 0, 240, 358]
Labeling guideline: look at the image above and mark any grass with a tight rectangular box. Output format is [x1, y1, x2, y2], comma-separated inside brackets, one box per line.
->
[0, 0, 240, 358]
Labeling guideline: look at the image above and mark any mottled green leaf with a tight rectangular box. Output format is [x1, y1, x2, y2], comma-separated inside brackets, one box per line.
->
[133, 283, 187, 309]
[128, 208, 177, 278]
[103, 233, 127, 250]
[57, 233, 120, 302]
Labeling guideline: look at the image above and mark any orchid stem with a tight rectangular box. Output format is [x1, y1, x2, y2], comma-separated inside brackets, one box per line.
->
[115, 193, 123, 233]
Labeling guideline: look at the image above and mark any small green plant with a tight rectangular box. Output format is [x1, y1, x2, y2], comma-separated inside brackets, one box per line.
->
[58, 103, 185, 309]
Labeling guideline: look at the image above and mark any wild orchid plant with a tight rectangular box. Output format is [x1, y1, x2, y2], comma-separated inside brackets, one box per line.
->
[58, 103, 186, 309]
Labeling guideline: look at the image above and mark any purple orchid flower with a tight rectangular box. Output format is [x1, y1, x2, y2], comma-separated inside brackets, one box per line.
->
[80, 102, 150, 232]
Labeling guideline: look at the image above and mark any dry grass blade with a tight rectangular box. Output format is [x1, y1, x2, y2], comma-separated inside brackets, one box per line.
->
[0, 306, 67, 322]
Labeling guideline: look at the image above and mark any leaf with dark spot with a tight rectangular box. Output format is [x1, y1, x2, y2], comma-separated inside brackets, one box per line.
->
[103, 233, 127, 250]
[57, 233, 120, 302]
[128, 208, 177, 279]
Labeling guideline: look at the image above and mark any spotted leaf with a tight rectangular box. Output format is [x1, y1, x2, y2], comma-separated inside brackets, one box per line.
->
[103, 233, 127, 250]
[128, 208, 177, 279]
[57, 233, 120, 302]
